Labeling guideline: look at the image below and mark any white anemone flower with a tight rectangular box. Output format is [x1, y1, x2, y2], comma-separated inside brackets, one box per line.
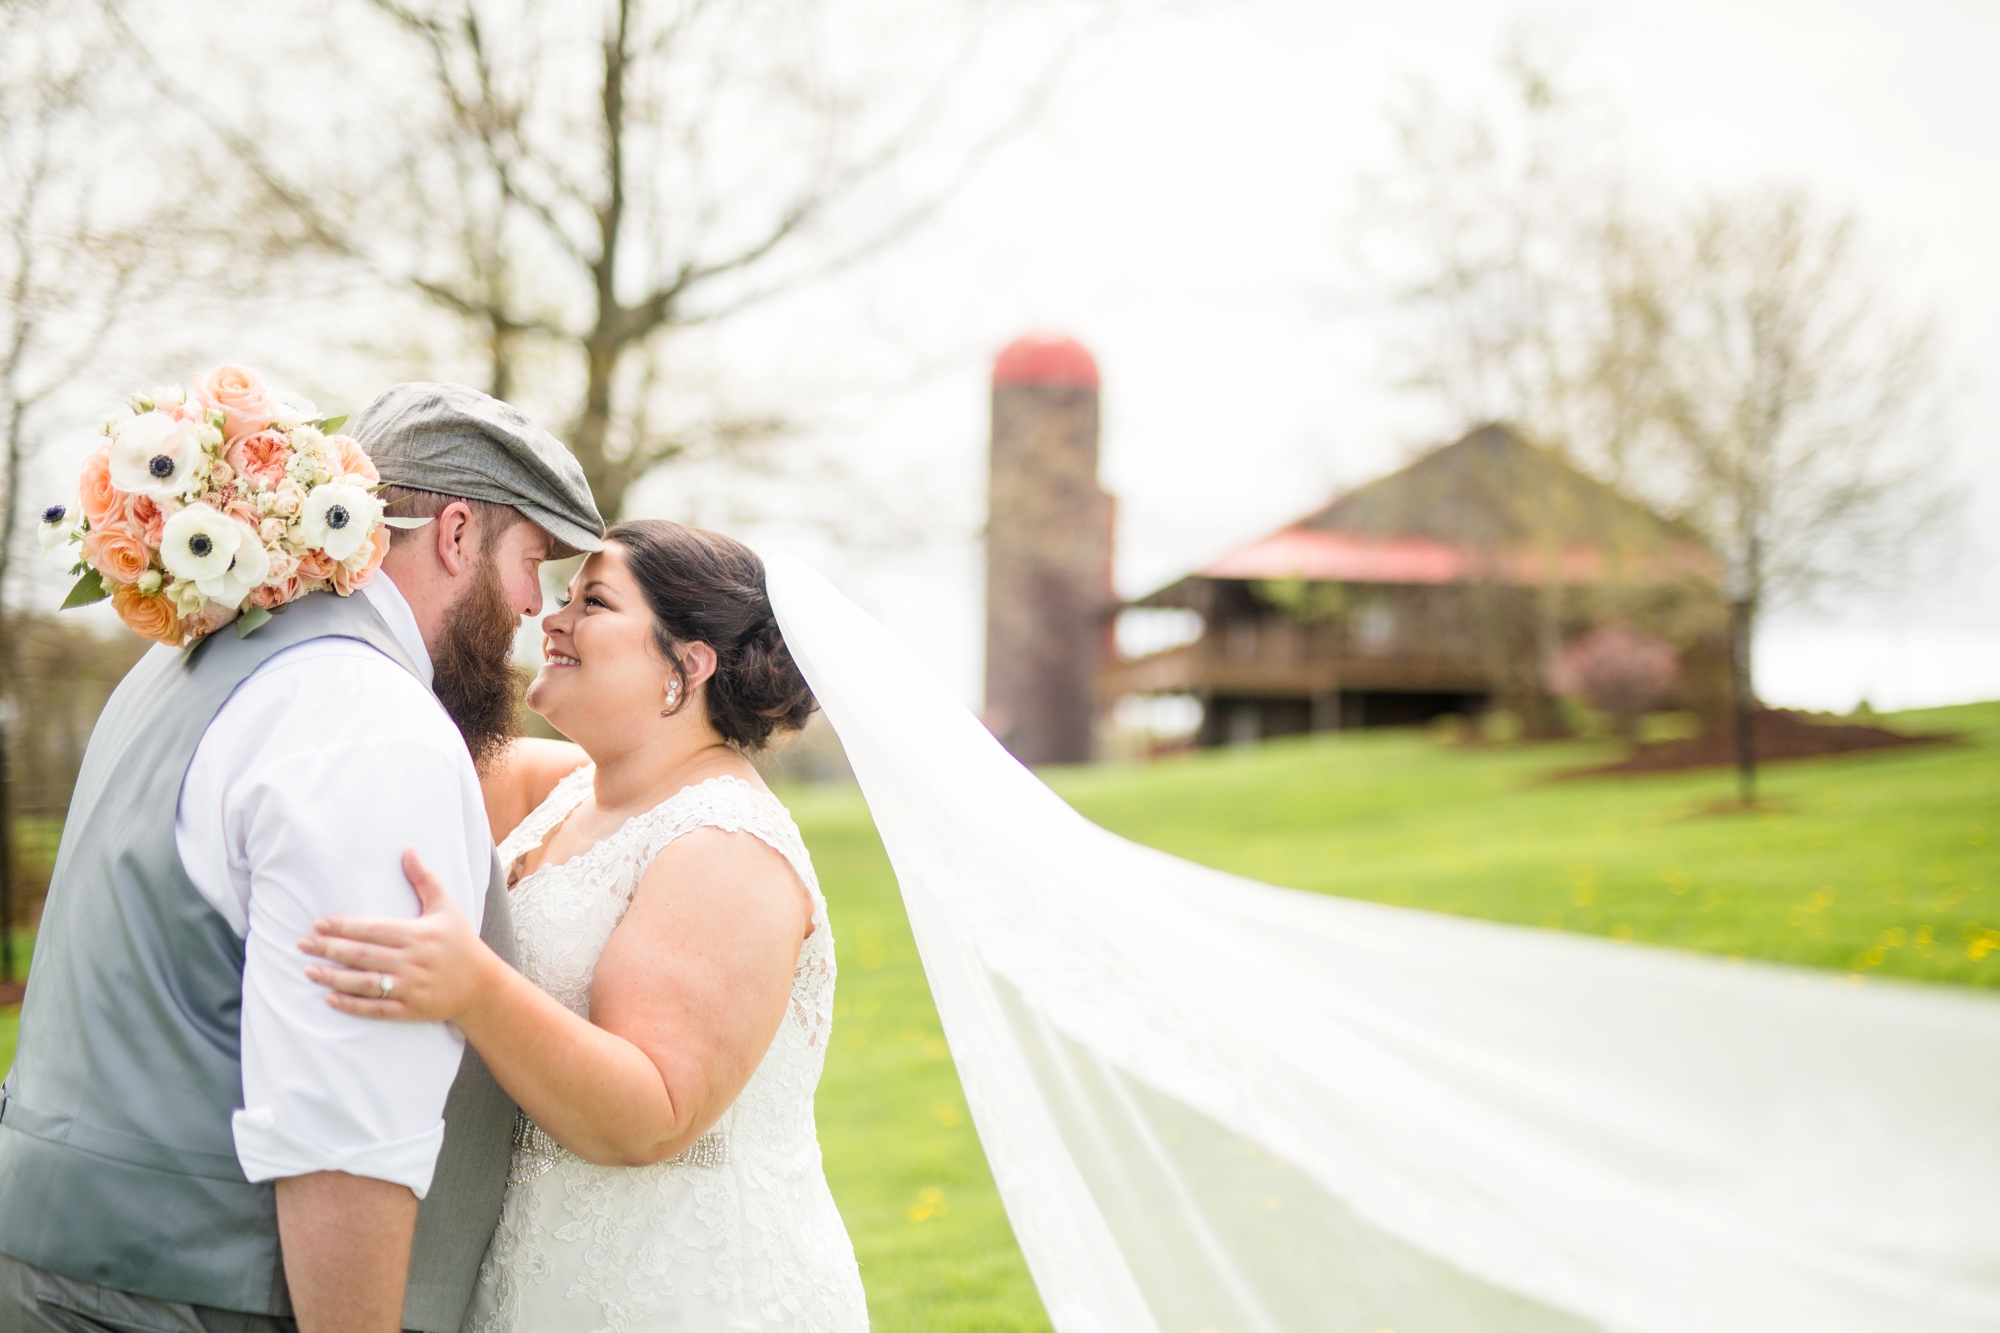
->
[298, 482, 382, 562]
[160, 503, 243, 584]
[269, 390, 320, 432]
[38, 499, 83, 554]
[109, 411, 203, 499]
[194, 520, 272, 609]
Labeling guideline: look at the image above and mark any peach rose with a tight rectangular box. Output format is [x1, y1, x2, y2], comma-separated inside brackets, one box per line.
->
[83, 525, 152, 585]
[224, 497, 261, 532]
[111, 582, 183, 646]
[125, 494, 168, 547]
[181, 600, 238, 640]
[196, 365, 275, 442]
[79, 446, 127, 528]
[247, 576, 304, 610]
[328, 434, 380, 486]
[331, 523, 390, 594]
[296, 548, 337, 582]
[225, 430, 292, 491]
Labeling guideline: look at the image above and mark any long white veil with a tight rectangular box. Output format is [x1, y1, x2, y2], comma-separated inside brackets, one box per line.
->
[764, 552, 2000, 1333]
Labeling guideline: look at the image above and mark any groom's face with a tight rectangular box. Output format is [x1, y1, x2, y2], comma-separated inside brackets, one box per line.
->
[479, 514, 554, 623]
[430, 514, 553, 771]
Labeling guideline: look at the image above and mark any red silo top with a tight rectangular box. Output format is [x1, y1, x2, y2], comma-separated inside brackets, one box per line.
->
[993, 334, 1099, 390]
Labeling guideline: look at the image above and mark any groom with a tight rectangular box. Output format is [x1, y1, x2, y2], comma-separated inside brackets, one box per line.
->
[0, 384, 603, 1332]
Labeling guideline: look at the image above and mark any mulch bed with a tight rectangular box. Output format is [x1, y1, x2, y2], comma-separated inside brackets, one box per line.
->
[0, 980, 23, 1008]
[1557, 707, 1953, 779]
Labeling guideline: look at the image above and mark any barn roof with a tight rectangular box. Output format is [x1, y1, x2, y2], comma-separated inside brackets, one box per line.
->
[1140, 424, 1713, 602]
[1296, 423, 1697, 548]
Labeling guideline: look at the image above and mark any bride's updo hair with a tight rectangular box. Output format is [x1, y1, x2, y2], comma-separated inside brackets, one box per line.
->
[605, 520, 815, 750]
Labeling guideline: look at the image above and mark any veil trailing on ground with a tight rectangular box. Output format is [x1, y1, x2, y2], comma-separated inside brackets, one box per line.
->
[763, 553, 2000, 1333]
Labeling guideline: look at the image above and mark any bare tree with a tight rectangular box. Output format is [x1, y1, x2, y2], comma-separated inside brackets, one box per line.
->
[1645, 190, 1948, 803]
[1355, 39, 1638, 477]
[1354, 44, 1668, 733]
[0, 0, 201, 979]
[126, 0, 1102, 519]
[1359, 50, 1952, 796]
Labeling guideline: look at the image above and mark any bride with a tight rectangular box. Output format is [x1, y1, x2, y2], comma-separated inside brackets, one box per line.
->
[301, 519, 868, 1332]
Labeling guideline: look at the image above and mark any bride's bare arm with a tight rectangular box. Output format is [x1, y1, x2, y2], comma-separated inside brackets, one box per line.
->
[479, 737, 590, 844]
[300, 831, 812, 1167]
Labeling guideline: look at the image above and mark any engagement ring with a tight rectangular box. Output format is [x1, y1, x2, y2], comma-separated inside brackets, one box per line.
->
[378, 973, 395, 999]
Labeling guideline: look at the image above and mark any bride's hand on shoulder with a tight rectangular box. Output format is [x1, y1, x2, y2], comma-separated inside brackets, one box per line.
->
[300, 848, 505, 1023]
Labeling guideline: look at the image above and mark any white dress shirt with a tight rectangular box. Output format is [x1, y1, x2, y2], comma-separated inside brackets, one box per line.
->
[174, 574, 493, 1197]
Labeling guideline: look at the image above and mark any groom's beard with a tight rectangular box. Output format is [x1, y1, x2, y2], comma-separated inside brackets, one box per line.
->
[430, 553, 524, 773]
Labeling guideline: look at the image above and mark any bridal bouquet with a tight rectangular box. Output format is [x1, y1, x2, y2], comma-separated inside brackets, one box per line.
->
[41, 365, 395, 648]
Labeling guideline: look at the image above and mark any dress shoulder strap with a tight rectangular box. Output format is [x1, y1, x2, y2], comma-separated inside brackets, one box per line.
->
[495, 763, 595, 867]
[627, 775, 825, 929]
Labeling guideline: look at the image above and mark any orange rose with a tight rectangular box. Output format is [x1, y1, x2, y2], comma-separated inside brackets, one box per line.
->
[83, 526, 152, 585]
[225, 430, 293, 491]
[79, 446, 126, 528]
[125, 494, 168, 547]
[196, 365, 275, 442]
[329, 434, 380, 486]
[331, 524, 390, 595]
[111, 582, 183, 646]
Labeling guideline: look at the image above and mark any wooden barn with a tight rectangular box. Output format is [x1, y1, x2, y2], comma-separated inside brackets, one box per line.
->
[1103, 424, 1730, 747]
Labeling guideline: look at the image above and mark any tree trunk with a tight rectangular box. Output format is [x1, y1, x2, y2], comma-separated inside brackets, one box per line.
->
[571, 339, 626, 519]
[1728, 596, 1757, 806]
[487, 319, 514, 404]
[0, 718, 13, 984]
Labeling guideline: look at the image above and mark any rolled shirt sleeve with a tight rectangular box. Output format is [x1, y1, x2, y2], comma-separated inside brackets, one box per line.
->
[180, 642, 493, 1197]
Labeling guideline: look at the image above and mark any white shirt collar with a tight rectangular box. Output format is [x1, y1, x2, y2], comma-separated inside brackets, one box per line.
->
[359, 572, 434, 689]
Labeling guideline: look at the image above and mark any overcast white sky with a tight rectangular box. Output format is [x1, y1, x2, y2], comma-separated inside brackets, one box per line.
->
[645, 0, 2000, 712]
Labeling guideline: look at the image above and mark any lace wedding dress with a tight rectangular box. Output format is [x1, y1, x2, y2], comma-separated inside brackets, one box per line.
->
[467, 768, 868, 1332]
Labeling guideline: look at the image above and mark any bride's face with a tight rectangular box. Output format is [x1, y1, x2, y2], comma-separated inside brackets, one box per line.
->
[529, 546, 672, 736]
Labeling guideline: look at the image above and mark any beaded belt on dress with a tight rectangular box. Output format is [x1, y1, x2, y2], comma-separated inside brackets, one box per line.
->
[510, 1109, 729, 1183]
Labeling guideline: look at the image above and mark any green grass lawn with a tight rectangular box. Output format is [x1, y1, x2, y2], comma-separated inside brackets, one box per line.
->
[3, 702, 1995, 1329]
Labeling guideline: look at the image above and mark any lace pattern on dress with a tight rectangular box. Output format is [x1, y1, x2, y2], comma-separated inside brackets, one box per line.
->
[472, 769, 863, 1332]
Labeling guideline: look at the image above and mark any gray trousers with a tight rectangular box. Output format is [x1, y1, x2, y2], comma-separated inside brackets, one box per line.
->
[0, 1255, 295, 1333]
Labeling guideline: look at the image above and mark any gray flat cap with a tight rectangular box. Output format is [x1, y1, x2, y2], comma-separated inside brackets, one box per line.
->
[351, 382, 605, 558]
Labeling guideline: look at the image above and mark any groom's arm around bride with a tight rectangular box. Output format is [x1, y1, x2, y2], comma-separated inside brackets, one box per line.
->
[0, 384, 605, 1333]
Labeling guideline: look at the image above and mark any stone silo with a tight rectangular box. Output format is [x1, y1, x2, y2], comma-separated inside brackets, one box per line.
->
[984, 334, 1114, 765]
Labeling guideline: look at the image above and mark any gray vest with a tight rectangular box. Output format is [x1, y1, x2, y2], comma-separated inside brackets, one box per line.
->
[0, 591, 517, 1331]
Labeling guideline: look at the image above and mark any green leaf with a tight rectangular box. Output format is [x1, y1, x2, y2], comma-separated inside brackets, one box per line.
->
[61, 566, 110, 610]
[236, 605, 273, 638]
[318, 413, 348, 435]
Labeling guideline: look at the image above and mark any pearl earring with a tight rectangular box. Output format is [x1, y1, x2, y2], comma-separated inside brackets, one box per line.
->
[661, 680, 680, 716]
